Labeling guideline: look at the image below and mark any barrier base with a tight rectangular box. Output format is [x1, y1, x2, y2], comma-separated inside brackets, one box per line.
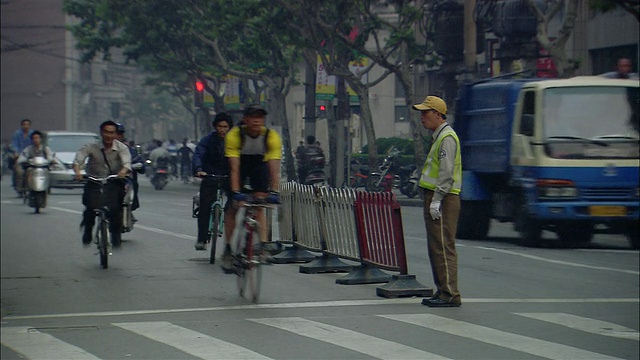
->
[335, 264, 391, 285]
[270, 244, 316, 264]
[299, 254, 354, 274]
[376, 274, 433, 298]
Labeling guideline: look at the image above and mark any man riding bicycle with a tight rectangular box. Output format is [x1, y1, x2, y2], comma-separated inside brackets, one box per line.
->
[192, 112, 233, 252]
[224, 104, 282, 269]
[73, 120, 131, 247]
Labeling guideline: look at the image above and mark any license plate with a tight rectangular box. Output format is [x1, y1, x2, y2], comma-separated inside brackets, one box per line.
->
[589, 206, 626, 216]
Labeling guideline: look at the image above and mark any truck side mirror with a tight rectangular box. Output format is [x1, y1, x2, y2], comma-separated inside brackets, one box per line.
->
[520, 114, 534, 136]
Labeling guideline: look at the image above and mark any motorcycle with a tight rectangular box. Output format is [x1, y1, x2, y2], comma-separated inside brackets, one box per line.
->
[399, 167, 420, 198]
[151, 157, 170, 190]
[366, 146, 401, 192]
[304, 166, 327, 186]
[25, 155, 51, 214]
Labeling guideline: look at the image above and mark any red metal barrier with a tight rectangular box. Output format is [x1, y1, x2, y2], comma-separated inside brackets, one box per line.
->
[354, 192, 407, 274]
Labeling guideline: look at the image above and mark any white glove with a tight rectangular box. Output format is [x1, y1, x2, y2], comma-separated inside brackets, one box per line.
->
[429, 200, 442, 220]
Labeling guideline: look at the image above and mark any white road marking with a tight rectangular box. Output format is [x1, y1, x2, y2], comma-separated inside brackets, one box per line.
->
[380, 314, 623, 360]
[113, 321, 271, 359]
[49, 206, 81, 214]
[250, 317, 449, 359]
[0, 326, 100, 360]
[4, 298, 639, 320]
[515, 313, 640, 341]
[48, 206, 195, 240]
[134, 224, 195, 240]
[469, 245, 640, 275]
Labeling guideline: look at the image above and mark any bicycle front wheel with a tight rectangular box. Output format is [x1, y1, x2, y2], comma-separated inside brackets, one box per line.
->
[98, 219, 110, 269]
[209, 204, 222, 264]
[236, 228, 262, 303]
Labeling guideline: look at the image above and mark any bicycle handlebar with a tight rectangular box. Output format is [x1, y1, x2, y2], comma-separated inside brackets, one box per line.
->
[198, 173, 229, 179]
[87, 174, 121, 184]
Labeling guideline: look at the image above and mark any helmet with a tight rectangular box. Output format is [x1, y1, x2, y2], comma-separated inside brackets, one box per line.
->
[116, 123, 125, 134]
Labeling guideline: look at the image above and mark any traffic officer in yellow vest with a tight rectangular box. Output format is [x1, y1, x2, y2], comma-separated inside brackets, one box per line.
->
[412, 95, 463, 307]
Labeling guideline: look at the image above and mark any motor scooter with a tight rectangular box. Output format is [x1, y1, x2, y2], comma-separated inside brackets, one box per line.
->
[122, 161, 144, 231]
[122, 178, 135, 232]
[25, 155, 50, 214]
[151, 157, 170, 190]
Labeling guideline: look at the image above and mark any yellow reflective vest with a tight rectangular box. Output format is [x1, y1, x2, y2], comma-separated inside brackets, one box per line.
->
[419, 125, 462, 195]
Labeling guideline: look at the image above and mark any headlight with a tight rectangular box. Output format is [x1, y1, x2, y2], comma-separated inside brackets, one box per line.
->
[539, 187, 578, 198]
[536, 179, 578, 199]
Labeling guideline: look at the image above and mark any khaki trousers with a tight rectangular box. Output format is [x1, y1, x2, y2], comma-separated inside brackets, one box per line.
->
[423, 189, 461, 303]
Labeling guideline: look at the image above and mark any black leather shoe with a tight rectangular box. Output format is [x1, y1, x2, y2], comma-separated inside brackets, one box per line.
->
[422, 298, 461, 307]
[428, 292, 440, 301]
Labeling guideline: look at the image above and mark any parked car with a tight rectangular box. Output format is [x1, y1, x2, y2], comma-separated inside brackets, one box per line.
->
[45, 131, 100, 190]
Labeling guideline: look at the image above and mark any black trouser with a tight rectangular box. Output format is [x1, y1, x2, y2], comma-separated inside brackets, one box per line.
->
[197, 177, 229, 243]
[82, 180, 125, 244]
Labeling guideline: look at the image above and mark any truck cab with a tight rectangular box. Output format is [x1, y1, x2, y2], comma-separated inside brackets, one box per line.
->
[454, 76, 639, 248]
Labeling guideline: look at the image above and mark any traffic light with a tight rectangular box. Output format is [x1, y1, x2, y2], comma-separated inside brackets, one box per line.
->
[317, 104, 327, 117]
[194, 80, 205, 108]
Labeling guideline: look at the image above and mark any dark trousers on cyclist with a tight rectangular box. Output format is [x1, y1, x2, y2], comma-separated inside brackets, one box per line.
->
[196, 176, 228, 245]
[81, 180, 125, 246]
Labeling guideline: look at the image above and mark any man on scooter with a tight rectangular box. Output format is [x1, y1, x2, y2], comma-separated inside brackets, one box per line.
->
[115, 123, 144, 220]
[17, 131, 55, 209]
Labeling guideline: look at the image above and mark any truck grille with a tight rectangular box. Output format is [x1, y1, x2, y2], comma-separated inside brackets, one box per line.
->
[582, 187, 634, 200]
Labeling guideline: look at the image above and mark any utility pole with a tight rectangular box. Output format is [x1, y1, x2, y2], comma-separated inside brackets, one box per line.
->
[304, 59, 317, 139]
[464, 0, 477, 74]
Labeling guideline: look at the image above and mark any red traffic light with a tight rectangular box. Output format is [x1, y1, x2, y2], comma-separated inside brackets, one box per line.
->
[319, 105, 326, 111]
[195, 81, 205, 92]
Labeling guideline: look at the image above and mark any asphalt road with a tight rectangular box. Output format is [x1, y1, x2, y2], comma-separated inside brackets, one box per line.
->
[1, 175, 638, 359]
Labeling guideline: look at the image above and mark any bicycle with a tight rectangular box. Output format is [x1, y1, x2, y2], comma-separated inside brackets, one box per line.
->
[87, 174, 121, 269]
[232, 196, 276, 303]
[196, 174, 228, 264]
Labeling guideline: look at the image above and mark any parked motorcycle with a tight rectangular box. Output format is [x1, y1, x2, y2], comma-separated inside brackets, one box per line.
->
[366, 147, 401, 192]
[343, 159, 369, 189]
[25, 155, 50, 214]
[400, 167, 420, 198]
[151, 157, 170, 190]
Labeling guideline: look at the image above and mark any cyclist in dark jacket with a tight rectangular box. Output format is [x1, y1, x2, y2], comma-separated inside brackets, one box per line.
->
[192, 112, 232, 252]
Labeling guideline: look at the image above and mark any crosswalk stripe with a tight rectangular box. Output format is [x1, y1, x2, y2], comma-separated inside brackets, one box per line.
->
[1, 326, 100, 360]
[380, 314, 623, 360]
[249, 317, 450, 359]
[514, 313, 640, 341]
[112, 321, 271, 360]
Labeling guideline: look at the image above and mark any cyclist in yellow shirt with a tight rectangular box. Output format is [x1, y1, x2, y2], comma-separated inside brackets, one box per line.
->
[223, 104, 282, 270]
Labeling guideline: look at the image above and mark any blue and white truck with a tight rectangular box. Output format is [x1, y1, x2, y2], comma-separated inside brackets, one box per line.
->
[453, 76, 639, 248]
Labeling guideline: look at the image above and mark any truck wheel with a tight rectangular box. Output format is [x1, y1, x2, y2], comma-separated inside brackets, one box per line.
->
[516, 204, 542, 247]
[627, 224, 639, 250]
[457, 201, 491, 240]
[557, 223, 593, 248]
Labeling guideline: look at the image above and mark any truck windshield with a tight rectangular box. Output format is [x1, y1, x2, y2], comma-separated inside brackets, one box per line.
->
[542, 86, 639, 159]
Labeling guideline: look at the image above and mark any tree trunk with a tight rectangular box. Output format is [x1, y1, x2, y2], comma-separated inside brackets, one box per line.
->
[270, 91, 296, 182]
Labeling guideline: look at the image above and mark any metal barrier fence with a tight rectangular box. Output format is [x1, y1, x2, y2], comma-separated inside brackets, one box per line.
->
[276, 181, 430, 297]
[354, 192, 407, 274]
